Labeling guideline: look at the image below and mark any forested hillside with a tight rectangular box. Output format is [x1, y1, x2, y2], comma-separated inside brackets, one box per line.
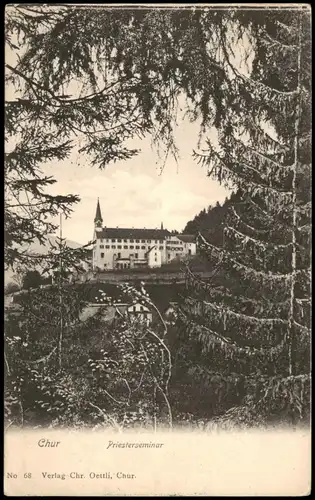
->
[183, 191, 241, 246]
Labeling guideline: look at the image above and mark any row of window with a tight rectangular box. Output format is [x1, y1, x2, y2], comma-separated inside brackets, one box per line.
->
[99, 245, 165, 251]
[99, 238, 164, 244]
[100, 252, 140, 259]
[166, 246, 184, 251]
[99, 252, 179, 260]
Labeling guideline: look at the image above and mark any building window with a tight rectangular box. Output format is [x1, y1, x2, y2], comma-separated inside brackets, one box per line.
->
[130, 239, 134, 243]
[141, 246, 145, 250]
[100, 239, 103, 243]
[118, 239, 122, 242]
[100, 245, 104, 249]
[155, 240, 158, 243]
[135, 253, 138, 259]
[136, 245, 140, 249]
[130, 245, 134, 249]
[159, 240, 163, 243]
[118, 245, 122, 249]
[105, 245, 110, 249]
[124, 245, 128, 249]
[101, 253, 104, 258]
[159, 246, 163, 250]
[117, 252, 121, 259]
[168, 254, 171, 259]
[124, 239, 128, 242]
[136, 239, 140, 243]
[112, 239, 116, 242]
[141, 240, 145, 243]
[112, 245, 116, 249]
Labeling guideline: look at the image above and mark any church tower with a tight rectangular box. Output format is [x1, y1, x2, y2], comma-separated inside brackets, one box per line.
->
[94, 198, 103, 233]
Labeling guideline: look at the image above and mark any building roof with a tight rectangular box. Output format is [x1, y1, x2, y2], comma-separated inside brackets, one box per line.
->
[177, 234, 195, 243]
[96, 227, 171, 240]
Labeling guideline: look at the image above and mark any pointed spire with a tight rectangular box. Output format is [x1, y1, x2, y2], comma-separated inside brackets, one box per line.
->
[94, 198, 103, 226]
[161, 221, 164, 230]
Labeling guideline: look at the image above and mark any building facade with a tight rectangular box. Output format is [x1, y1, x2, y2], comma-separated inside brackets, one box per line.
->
[92, 199, 196, 271]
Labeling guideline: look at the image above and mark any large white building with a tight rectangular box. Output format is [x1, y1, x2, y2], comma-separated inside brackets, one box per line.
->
[92, 199, 196, 271]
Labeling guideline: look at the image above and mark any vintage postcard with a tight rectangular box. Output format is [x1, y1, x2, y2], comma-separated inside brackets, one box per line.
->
[4, 3, 311, 496]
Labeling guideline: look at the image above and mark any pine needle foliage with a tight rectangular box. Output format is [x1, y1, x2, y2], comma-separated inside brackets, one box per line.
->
[178, 9, 311, 428]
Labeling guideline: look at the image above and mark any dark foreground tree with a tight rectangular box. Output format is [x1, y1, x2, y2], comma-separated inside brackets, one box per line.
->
[177, 9, 311, 428]
[22, 270, 43, 290]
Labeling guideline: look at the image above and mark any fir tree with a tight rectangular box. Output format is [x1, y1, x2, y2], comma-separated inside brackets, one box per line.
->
[178, 8, 311, 427]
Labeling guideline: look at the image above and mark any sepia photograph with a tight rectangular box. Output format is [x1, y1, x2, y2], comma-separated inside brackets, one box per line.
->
[4, 3, 311, 496]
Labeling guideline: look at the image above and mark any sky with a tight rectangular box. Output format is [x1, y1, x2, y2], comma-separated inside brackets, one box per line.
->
[44, 118, 230, 245]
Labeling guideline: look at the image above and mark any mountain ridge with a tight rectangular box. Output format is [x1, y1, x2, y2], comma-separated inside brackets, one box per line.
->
[5, 235, 84, 284]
